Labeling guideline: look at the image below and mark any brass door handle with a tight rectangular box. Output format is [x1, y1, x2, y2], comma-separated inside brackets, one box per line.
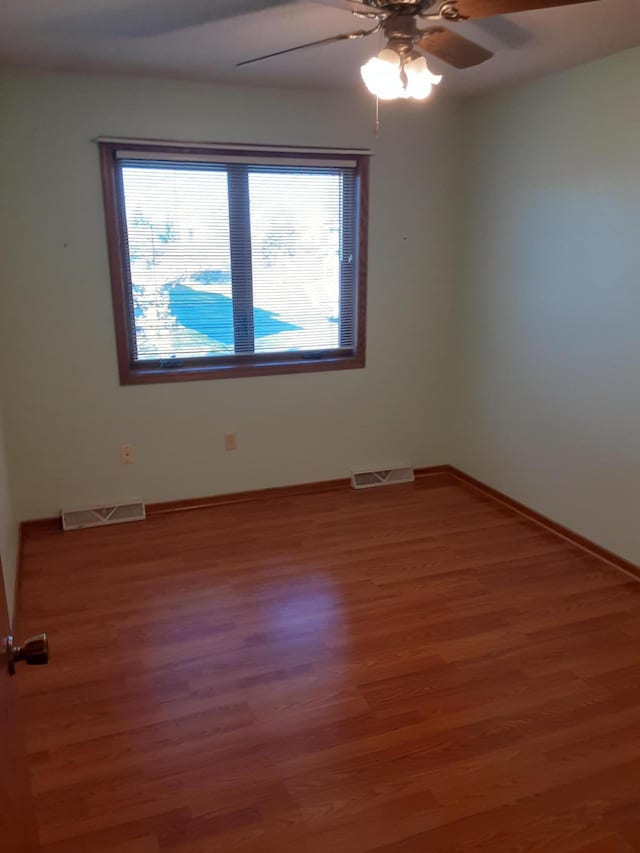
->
[6, 633, 49, 675]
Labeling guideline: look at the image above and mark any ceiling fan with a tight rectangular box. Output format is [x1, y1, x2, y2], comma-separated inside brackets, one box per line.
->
[237, 0, 598, 100]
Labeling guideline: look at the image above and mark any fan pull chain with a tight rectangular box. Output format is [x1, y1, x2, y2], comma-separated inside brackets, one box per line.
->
[373, 25, 384, 138]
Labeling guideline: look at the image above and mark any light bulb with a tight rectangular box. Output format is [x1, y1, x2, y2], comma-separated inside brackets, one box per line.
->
[360, 48, 405, 101]
[361, 48, 443, 101]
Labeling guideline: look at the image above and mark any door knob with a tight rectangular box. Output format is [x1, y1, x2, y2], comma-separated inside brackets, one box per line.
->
[6, 633, 49, 675]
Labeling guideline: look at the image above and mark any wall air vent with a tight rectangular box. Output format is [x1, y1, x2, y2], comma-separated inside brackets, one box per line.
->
[61, 500, 146, 531]
[351, 467, 415, 490]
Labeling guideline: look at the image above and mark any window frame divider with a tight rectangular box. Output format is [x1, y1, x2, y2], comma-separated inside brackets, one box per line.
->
[227, 164, 255, 354]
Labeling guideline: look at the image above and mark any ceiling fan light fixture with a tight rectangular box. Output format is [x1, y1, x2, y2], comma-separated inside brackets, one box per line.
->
[360, 47, 442, 101]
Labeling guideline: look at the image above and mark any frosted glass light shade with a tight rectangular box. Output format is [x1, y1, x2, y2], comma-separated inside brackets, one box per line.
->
[404, 55, 442, 100]
[360, 48, 442, 101]
[360, 48, 405, 101]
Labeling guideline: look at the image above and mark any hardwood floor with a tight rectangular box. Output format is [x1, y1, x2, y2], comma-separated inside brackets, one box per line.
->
[16, 473, 640, 852]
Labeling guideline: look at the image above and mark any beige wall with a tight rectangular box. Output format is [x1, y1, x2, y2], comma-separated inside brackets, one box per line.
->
[0, 71, 460, 520]
[452, 47, 640, 565]
[2, 52, 638, 571]
[0, 403, 18, 621]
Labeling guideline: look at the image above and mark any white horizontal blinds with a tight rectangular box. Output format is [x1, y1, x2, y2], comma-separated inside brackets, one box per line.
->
[339, 168, 357, 349]
[247, 166, 354, 354]
[117, 155, 359, 363]
[119, 161, 234, 362]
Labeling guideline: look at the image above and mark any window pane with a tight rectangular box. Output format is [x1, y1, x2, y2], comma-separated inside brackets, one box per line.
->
[249, 170, 342, 353]
[121, 165, 233, 361]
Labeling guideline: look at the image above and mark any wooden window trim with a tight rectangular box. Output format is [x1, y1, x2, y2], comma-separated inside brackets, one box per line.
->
[98, 141, 369, 385]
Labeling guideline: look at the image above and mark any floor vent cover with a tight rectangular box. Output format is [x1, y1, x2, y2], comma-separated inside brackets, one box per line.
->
[61, 500, 146, 531]
[351, 467, 415, 490]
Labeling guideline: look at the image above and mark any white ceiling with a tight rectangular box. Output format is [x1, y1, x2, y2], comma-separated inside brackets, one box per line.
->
[1, 0, 639, 96]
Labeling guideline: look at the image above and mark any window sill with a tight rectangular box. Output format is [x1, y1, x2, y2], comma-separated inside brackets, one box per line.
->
[119, 352, 366, 385]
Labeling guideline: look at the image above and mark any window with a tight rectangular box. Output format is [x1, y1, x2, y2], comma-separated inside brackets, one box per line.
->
[99, 141, 369, 384]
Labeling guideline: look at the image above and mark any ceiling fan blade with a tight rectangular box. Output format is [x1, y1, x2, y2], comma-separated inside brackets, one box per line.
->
[417, 27, 493, 68]
[439, 0, 598, 20]
[237, 26, 378, 66]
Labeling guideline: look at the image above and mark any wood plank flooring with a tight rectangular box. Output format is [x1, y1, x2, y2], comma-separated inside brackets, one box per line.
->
[16, 473, 640, 852]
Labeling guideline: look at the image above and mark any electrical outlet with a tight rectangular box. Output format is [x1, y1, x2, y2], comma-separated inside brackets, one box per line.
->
[224, 433, 237, 452]
[121, 444, 135, 464]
